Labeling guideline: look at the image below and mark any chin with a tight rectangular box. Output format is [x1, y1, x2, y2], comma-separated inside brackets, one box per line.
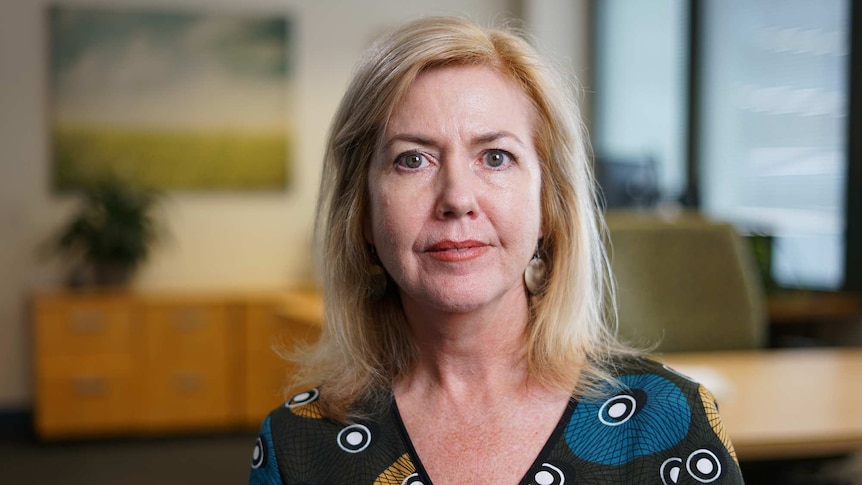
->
[401, 278, 522, 315]
[403, 289, 475, 313]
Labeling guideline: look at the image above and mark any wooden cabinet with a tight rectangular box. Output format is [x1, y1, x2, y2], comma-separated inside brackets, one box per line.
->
[140, 301, 238, 431]
[33, 294, 141, 437]
[32, 290, 322, 439]
[242, 292, 322, 427]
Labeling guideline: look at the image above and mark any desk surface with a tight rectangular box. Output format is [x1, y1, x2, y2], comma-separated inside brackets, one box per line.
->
[660, 347, 862, 461]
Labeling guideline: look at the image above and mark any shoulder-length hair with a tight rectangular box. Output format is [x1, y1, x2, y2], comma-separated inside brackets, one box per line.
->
[292, 16, 632, 419]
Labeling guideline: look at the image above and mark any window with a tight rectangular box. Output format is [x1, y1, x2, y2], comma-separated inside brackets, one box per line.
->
[592, 0, 854, 290]
[699, 0, 850, 289]
[593, 0, 689, 201]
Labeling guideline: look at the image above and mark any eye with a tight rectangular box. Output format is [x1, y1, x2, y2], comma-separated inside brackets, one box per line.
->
[395, 151, 428, 169]
[483, 149, 513, 168]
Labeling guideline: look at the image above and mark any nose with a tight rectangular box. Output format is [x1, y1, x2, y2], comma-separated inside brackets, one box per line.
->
[434, 160, 479, 220]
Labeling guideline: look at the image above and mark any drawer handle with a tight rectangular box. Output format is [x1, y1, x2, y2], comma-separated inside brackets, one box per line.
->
[72, 376, 108, 397]
[172, 311, 204, 331]
[71, 310, 105, 334]
[173, 371, 204, 393]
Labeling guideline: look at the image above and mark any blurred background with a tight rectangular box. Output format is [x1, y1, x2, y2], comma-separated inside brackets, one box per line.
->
[1, 0, 860, 483]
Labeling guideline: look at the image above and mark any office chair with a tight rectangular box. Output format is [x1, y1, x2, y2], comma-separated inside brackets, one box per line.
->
[605, 210, 767, 352]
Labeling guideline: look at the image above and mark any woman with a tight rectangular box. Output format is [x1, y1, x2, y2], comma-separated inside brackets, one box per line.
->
[250, 16, 743, 485]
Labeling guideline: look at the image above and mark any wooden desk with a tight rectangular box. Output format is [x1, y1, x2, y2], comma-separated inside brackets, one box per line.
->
[768, 291, 862, 325]
[660, 348, 862, 461]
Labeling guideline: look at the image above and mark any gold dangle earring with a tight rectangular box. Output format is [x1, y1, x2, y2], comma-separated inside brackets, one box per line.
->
[524, 241, 547, 295]
[367, 245, 388, 301]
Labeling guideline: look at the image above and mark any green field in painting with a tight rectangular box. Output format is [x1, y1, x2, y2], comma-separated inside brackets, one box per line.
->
[53, 123, 289, 191]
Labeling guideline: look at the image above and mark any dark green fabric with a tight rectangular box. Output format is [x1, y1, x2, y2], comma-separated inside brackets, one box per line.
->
[249, 356, 744, 484]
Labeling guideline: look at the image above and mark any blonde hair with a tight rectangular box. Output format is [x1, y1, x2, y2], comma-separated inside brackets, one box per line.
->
[293, 16, 633, 419]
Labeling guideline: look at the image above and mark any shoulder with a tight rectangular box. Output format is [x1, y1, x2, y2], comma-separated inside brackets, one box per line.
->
[606, 353, 693, 380]
[249, 387, 415, 484]
[581, 354, 724, 428]
[563, 354, 743, 483]
[248, 388, 332, 484]
[603, 354, 737, 457]
[602, 353, 721, 406]
[248, 410, 282, 484]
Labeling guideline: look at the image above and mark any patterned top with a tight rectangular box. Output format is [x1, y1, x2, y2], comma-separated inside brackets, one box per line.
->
[249, 356, 744, 484]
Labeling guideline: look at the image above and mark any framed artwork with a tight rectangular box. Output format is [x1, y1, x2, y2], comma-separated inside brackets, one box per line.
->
[49, 6, 292, 191]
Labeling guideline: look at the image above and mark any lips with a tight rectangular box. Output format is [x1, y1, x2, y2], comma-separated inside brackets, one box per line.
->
[426, 239, 485, 251]
[424, 239, 488, 262]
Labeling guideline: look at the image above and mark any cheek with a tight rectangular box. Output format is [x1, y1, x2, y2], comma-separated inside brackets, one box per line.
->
[367, 176, 398, 246]
[369, 190, 415, 251]
[509, 174, 543, 239]
[529, 168, 544, 237]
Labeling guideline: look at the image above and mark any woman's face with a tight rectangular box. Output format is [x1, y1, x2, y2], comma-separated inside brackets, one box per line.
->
[366, 65, 543, 315]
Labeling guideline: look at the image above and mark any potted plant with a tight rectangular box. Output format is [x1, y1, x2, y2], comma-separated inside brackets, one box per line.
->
[50, 176, 162, 288]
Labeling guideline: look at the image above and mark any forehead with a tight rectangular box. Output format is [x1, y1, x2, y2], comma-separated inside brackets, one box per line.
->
[386, 64, 536, 135]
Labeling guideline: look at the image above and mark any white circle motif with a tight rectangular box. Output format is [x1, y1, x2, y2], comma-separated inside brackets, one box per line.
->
[608, 402, 628, 418]
[401, 473, 423, 485]
[337, 424, 372, 453]
[251, 437, 265, 469]
[535, 470, 554, 485]
[286, 388, 320, 408]
[686, 449, 722, 483]
[697, 458, 714, 475]
[598, 394, 637, 426]
[535, 463, 565, 485]
[346, 431, 363, 446]
[660, 457, 683, 485]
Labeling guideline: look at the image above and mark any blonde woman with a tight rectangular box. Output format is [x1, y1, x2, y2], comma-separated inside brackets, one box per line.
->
[249, 16, 743, 485]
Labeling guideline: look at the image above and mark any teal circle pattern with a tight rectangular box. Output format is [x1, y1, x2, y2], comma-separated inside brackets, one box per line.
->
[564, 373, 691, 465]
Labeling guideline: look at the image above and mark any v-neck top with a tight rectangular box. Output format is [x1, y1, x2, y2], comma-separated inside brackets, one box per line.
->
[248, 356, 744, 484]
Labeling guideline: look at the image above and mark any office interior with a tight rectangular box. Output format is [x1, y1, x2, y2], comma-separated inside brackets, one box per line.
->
[1, 0, 860, 483]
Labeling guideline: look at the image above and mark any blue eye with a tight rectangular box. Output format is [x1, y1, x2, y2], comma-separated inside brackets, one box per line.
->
[484, 149, 512, 168]
[396, 151, 427, 169]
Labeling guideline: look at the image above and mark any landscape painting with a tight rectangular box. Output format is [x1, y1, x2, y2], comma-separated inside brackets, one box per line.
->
[49, 6, 292, 191]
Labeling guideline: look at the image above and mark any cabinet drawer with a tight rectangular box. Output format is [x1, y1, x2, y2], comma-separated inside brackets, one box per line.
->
[144, 303, 229, 366]
[36, 355, 137, 438]
[141, 301, 237, 429]
[143, 365, 231, 430]
[35, 298, 134, 357]
[31, 290, 323, 438]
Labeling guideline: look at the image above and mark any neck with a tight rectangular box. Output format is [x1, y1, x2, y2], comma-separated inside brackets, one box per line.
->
[397, 287, 533, 399]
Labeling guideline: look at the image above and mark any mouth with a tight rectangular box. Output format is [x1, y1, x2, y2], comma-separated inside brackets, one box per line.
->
[424, 240, 489, 262]
[425, 239, 486, 252]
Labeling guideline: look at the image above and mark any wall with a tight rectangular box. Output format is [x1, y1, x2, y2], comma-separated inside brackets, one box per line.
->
[0, 0, 588, 409]
[523, 0, 592, 121]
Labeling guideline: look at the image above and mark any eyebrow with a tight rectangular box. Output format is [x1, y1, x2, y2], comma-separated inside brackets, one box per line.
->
[473, 131, 527, 149]
[382, 131, 527, 151]
[382, 134, 436, 151]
